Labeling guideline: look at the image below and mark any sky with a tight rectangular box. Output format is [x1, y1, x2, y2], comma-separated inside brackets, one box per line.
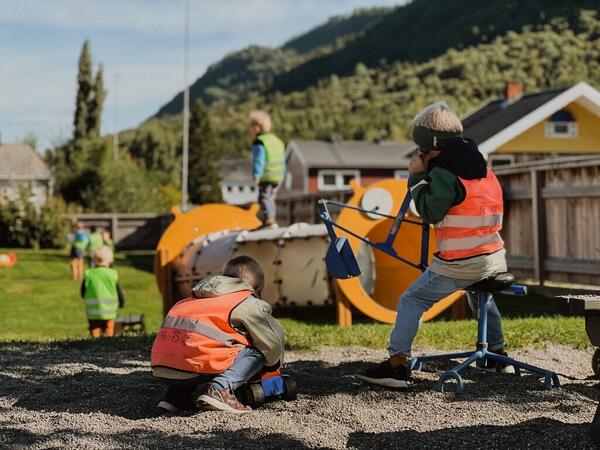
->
[0, 0, 403, 152]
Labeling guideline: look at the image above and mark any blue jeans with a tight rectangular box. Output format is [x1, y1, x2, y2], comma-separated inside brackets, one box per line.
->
[212, 346, 265, 392]
[389, 269, 505, 357]
[164, 346, 265, 393]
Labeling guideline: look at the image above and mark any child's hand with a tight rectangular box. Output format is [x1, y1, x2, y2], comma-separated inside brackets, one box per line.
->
[408, 155, 427, 174]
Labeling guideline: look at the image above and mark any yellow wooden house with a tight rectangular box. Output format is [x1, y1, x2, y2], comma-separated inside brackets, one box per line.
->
[462, 82, 600, 167]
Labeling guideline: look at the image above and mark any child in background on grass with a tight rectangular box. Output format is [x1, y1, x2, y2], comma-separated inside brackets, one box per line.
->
[101, 230, 115, 252]
[80, 246, 125, 337]
[70, 221, 88, 280]
[151, 255, 285, 414]
[87, 226, 104, 268]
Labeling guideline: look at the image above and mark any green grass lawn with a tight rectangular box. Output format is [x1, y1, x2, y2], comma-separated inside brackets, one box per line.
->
[0, 249, 164, 340]
[0, 249, 590, 350]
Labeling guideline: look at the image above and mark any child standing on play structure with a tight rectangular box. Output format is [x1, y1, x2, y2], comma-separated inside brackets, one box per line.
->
[249, 110, 286, 228]
[151, 255, 285, 414]
[356, 102, 511, 388]
[80, 246, 125, 337]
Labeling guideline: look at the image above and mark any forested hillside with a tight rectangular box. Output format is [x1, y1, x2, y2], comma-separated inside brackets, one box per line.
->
[274, 0, 600, 92]
[282, 7, 391, 54]
[155, 7, 391, 117]
[151, 11, 600, 157]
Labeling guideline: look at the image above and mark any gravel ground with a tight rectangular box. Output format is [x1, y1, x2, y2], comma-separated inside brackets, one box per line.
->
[0, 339, 598, 449]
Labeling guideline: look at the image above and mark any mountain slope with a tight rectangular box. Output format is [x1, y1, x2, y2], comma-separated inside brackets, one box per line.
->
[273, 0, 600, 93]
[203, 13, 600, 154]
[155, 46, 299, 117]
[154, 7, 391, 118]
[282, 7, 392, 54]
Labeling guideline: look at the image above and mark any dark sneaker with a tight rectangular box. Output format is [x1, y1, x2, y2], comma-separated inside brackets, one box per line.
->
[157, 385, 196, 413]
[157, 400, 182, 413]
[195, 383, 252, 414]
[480, 349, 516, 374]
[354, 360, 410, 388]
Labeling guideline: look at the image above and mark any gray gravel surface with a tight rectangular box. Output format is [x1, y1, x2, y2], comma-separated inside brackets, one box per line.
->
[0, 338, 598, 449]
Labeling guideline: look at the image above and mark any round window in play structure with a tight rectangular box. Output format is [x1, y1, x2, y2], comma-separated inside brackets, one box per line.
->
[360, 188, 394, 220]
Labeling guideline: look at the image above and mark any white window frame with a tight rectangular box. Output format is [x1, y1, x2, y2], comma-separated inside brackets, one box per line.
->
[317, 170, 360, 191]
[545, 121, 578, 138]
[488, 154, 515, 168]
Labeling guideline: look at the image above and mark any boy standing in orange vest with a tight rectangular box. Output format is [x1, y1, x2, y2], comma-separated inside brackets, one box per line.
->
[356, 102, 511, 388]
[151, 256, 285, 414]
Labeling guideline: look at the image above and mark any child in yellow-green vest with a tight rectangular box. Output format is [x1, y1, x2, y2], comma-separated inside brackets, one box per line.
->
[101, 229, 115, 253]
[88, 226, 104, 268]
[249, 110, 286, 228]
[80, 246, 125, 337]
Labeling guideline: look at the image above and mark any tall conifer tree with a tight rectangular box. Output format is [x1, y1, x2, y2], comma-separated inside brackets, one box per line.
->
[87, 64, 105, 137]
[73, 40, 93, 141]
[187, 101, 223, 204]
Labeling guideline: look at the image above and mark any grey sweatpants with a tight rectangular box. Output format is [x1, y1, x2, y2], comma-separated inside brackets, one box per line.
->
[258, 182, 278, 223]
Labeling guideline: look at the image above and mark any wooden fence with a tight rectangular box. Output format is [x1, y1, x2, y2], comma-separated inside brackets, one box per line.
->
[495, 155, 600, 286]
[67, 213, 172, 251]
[275, 189, 352, 225]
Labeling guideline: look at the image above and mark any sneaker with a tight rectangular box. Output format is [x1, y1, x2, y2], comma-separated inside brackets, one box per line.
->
[480, 349, 516, 374]
[354, 359, 410, 388]
[157, 385, 196, 413]
[195, 383, 252, 414]
[157, 400, 182, 413]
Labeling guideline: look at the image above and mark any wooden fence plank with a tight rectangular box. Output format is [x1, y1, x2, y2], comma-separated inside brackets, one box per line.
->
[530, 170, 546, 284]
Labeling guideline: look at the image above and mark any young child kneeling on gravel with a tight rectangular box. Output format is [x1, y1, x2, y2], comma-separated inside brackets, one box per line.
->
[151, 255, 285, 414]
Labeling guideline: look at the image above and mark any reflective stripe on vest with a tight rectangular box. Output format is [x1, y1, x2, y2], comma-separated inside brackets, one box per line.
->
[151, 290, 252, 375]
[161, 315, 238, 347]
[83, 268, 119, 320]
[434, 169, 504, 260]
[256, 132, 285, 183]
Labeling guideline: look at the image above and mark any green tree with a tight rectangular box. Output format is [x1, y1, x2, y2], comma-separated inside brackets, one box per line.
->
[88, 64, 105, 138]
[187, 101, 222, 204]
[73, 40, 93, 142]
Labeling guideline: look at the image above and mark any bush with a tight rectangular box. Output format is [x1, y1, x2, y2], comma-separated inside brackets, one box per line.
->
[0, 192, 71, 249]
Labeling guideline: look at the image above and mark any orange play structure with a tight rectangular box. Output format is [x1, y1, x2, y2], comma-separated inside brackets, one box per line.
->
[155, 179, 463, 326]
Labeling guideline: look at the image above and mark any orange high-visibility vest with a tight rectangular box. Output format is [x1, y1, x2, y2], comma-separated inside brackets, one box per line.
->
[151, 290, 252, 374]
[434, 169, 504, 260]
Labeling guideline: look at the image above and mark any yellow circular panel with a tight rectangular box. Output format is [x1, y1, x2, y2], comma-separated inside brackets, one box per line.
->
[336, 179, 462, 323]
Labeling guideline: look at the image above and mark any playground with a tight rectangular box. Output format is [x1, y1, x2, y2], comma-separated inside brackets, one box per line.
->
[0, 338, 597, 449]
[0, 249, 597, 448]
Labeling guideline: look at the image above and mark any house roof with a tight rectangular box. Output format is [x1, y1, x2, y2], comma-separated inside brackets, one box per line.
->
[462, 82, 600, 156]
[288, 140, 413, 169]
[219, 158, 254, 183]
[0, 144, 50, 180]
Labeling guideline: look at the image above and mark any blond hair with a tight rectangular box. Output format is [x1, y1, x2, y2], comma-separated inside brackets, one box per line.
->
[412, 102, 463, 133]
[93, 246, 114, 267]
[249, 110, 272, 133]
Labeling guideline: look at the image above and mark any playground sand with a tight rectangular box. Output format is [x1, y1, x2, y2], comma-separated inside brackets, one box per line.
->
[0, 341, 597, 449]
